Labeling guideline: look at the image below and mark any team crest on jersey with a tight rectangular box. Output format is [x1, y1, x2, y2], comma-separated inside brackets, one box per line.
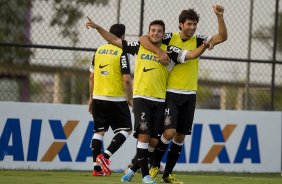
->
[101, 71, 109, 75]
[139, 121, 148, 131]
[164, 115, 171, 126]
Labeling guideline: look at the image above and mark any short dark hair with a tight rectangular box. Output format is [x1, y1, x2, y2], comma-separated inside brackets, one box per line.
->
[109, 24, 126, 38]
[148, 20, 165, 33]
[179, 9, 200, 24]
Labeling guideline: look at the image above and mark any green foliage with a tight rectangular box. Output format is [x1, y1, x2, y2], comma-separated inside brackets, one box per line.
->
[0, 0, 33, 63]
[46, 0, 109, 46]
[0, 0, 109, 63]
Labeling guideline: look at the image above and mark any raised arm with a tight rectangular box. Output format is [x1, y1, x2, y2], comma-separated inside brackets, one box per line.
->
[86, 16, 123, 48]
[210, 4, 228, 46]
[139, 35, 170, 65]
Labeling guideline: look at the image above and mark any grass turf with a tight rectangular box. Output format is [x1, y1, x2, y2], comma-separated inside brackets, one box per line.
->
[0, 170, 281, 184]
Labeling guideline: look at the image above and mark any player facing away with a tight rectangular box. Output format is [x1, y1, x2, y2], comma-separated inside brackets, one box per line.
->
[88, 23, 133, 176]
[86, 17, 210, 183]
[139, 4, 228, 184]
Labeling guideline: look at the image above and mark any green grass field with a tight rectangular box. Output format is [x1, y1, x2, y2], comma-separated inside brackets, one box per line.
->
[0, 170, 281, 184]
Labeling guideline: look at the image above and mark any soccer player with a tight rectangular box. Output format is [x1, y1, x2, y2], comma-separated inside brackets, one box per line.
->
[86, 17, 210, 183]
[88, 23, 133, 176]
[140, 4, 228, 184]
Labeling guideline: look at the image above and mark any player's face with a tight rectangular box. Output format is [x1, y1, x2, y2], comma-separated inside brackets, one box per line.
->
[179, 19, 198, 39]
[148, 24, 164, 44]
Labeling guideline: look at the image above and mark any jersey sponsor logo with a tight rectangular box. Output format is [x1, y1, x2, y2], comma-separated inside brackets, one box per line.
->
[99, 64, 109, 69]
[168, 46, 181, 53]
[140, 54, 160, 63]
[121, 55, 128, 69]
[143, 67, 156, 72]
[98, 49, 118, 55]
[196, 35, 208, 43]
[163, 33, 172, 40]
[127, 41, 139, 47]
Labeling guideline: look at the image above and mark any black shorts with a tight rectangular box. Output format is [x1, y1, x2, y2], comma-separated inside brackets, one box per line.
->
[92, 99, 132, 134]
[133, 98, 165, 139]
[164, 92, 196, 135]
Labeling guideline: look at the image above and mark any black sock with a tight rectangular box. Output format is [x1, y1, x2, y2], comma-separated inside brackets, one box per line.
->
[148, 149, 154, 167]
[152, 140, 170, 168]
[92, 139, 102, 163]
[137, 148, 149, 178]
[130, 154, 140, 172]
[104, 132, 126, 159]
[163, 142, 182, 179]
[131, 149, 153, 172]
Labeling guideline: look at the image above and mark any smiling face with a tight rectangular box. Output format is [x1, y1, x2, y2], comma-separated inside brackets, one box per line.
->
[147, 20, 165, 45]
[148, 24, 165, 44]
[179, 19, 198, 39]
[178, 9, 199, 40]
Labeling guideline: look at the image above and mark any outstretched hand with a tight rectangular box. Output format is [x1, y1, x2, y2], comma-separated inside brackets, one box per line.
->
[86, 16, 99, 29]
[213, 4, 224, 16]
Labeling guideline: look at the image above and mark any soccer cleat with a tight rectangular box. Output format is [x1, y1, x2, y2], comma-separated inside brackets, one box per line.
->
[96, 154, 111, 175]
[142, 175, 157, 184]
[121, 168, 135, 183]
[92, 170, 109, 176]
[160, 174, 183, 184]
[149, 167, 159, 179]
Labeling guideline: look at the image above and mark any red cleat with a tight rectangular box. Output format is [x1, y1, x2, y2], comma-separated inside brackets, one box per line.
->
[92, 170, 110, 176]
[96, 154, 111, 175]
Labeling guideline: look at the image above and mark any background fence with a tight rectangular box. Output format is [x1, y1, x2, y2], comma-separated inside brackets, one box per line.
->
[0, 0, 281, 111]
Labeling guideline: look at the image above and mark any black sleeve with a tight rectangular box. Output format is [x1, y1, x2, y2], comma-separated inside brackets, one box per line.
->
[122, 40, 140, 55]
[167, 45, 182, 64]
[120, 52, 131, 74]
[196, 35, 209, 48]
[162, 32, 172, 45]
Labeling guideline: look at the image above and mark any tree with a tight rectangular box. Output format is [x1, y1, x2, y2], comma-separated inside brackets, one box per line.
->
[45, 0, 109, 46]
[0, 0, 109, 102]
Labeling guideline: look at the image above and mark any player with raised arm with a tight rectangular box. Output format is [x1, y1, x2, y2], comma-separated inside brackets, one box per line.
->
[88, 23, 133, 177]
[86, 17, 211, 183]
[140, 4, 227, 184]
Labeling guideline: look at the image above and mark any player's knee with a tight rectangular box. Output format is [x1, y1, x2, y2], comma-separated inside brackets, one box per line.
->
[163, 128, 176, 140]
[149, 137, 159, 147]
[173, 133, 185, 143]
